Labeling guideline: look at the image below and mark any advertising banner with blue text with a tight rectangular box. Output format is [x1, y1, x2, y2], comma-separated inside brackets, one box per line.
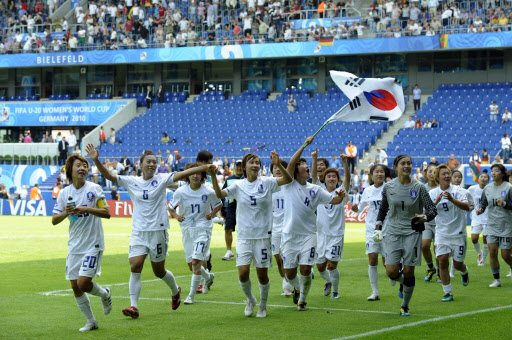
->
[0, 199, 53, 216]
[0, 165, 59, 189]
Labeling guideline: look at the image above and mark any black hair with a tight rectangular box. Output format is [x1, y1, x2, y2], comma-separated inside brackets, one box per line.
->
[270, 159, 288, 174]
[196, 150, 213, 163]
[393, 154, 411, 168]
[451, 169, 462, 178]
[317, 158, 329, 168]
[183, 162, 207, 183]
[242, 153, 260, 177]
[370, 164, 388, 176]
[294, 157, 308, 179]
[140, 150, 156, 164]
[491, 164, 509, 182]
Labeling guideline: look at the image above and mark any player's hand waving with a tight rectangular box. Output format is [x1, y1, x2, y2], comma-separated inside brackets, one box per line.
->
[335, 189, 346, 199]
[311, 148, 318, 159]
[270, 151, 280, 165]
[85, 143, 99, 161]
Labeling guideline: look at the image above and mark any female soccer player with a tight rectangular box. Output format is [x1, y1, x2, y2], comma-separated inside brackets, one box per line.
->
[312, 149, 350, 300]
[422, 164, 440, 282]
[86, 144, 210, 318]
[375, 154, 437, 316]
[468, 171, 490, 266]
[209, 150, 293, 318]
[52, 155, 112, 332]
[476, 164, 512, 287]
[281, 138, 346, 312]
[352, 164, 387, 301]
[269, 158, 295, 296]
[429, 164, 470, 301]
[168, 162, 223, 304]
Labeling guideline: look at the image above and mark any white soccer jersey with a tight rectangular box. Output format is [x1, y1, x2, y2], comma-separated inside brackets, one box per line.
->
[272, 189, 285, 234]
[53, 181, 106, 255]
[118, 173, 175, 231]
[317, 187, 347, 237]
[468, 184, 487, 225]
[429, 185, 468, 238]
[282, 179, 334, 235]
[358, 184, 387, 238]
[169, 184, 222, 230]
[225, 176, 280, 240]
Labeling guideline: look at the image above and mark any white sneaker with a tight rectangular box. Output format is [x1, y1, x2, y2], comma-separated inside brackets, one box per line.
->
[101, 288, 112, 315]
[507, 269, 512, 277]
[222, 251, 234, 261]
[244, 298, 257, 317]
[202, 273, 214, 294]
[477, 254, 484, 266]
[367, 292, 380, 301]
[282, 278, 294, 293]
[489, 279, 502, 288]
[256, 305, 267, 318]
[79, 321, 98, 332]
[184, 296, 194, 304]
[212, 217, 225, 225]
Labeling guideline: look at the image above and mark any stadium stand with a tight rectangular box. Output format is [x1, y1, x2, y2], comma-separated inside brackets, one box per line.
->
[386, 81, 512, 168]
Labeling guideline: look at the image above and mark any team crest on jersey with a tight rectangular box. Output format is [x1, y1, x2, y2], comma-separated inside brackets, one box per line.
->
[258, 184, 264, 193]
[501, 190, 507, 198]
[151, 180, 158, 187]
[310, 190, 316, 198]
[87, 192, 95, 202]
[201, 194, 208, 203]
[410, 190, 418, 199]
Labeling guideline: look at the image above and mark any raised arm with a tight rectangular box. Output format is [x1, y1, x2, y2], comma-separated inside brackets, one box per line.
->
[311, 148, 318, 184]
[271, 151, 292, 186]
[287, 136, 314, 176]
[329, 189, 346, 205]
[207, 164, 227, 198]
[85, 143, 117, 184]
[340, 152, 350, 192]
[173, 164, 209, 182]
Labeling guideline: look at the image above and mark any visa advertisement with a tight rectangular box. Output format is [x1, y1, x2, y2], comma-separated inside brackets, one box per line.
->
[0, 101, 129, 126]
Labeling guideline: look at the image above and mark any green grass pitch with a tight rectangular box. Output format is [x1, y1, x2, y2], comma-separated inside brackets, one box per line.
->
[1, 216, 511, 339]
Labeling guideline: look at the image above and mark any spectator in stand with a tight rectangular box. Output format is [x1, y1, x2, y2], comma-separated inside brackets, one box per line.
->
[161, 132, 170, 144]
[99, 126, 106, 144]
[414, 118, 423, 128]
[213, 155, 223, 167]
[447, 154, 461, 170]
[481, 148, 490, 164]
[413, 167, 423, 181]
[111, 185, 119, 200]
[469, 150, 481, 164]
[156, 84, 164, 103]
[501, 108, 511, 124]
[145, 85, 153, 108]
[165, 150, 174, 171]
[492, 156, 504, 165]
[423, 118, 432, 128]
[501, 133, 511, 163]
[331, 154, 342, 173]
[58, 137, 68, 166]
[120, 155, 131, 175]
[73, 145, 81, 156]
[67, 130, 77, 155]
[109, 128, 116, 144]
[173, 150, 185, 171]
[158, 160, 169, 173]
[404, 116, 415, 128]
[431, 118, 439, 127]
[29, 184, 42, 200]
[429, 157, 439, 166]
[23, 132, 32, 143]
[287, 93, 297, 112]
[345, 141, 357, 173]
[489, 100, 499, 122]
[376, 147, 388, 166]
[413, 84, 421, 112]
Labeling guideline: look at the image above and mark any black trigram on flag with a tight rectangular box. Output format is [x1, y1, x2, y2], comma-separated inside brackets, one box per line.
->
[349, 96, 361, 110]
[394, 78, 401, 85]
[344, 78, 366, 87]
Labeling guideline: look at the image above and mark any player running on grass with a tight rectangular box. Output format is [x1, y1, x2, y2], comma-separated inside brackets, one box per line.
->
[374, 154, 437, 316]
[86, 145, 210, 318]
[269, 158, 295, 296]
[209, 150, 293, 318]
[281, 137, 346, 312]
[429, 164, 471, 302]
[476, 164, 512, 287]
[422, 164, 441, 283]
[168, 162, 223, 304]
[52, 155, 112, 332]
[312, 148, 350, 299]
[351, 164, 388, 301]
[468, 172, 490, 266]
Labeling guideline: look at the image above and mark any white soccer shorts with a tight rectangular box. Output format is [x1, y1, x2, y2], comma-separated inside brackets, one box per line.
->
[272, 232, 282, 256]
[236, 238, 273, 268]
[182, 227, 211, 263]
[66, 251, 103, 281]
[365, 236, 386, 256]
[435, 236, 467, 262]
[316, 232, 344, 264]
[281, 232, 316, 269]
[129, 230, 169, 262]
[471, 223, 486, 236]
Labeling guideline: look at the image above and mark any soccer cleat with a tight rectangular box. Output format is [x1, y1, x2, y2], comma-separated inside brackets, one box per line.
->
[256, 305, 267, 318]
[330, 292, 340, 299]
[398, 284, 403, 299]
[184, 296, 194, 305]
[101, 287, 112, 315]
[367, 292, 380, 301]
[311, 269, 315, 279]
[122, 306, 139, 319]
[297, 302, 307, 311]
[196, 284, 203, 293]
[477, 254, 483, 266]
[283, 290, 293, 296]
[442, 293, 454, 302]
[172, 286, 181, 310]
[489, 279, 502, 288]
[245, 298, 257, 317]
[292, 289, 300, 305]
[436, 275, 442, 283]
[79, 321, 98, 332]
[282, 279, 294, 296]
[222, 251, 235, 261]
[461, 269, 469, 287]
[203, 273, 214, 294]
[425, 269, 436, 282]
[324, 282, 332, 296]
[400, 306, 410, 316]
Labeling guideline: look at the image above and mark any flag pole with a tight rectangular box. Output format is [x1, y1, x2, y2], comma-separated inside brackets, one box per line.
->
[303, 120, 329, 148]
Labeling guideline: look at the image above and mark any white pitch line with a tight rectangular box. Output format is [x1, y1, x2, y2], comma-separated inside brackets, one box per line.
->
[333, 304, 512, 340]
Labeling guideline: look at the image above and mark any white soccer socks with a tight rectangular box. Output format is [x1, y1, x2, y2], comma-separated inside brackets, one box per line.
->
[239, 279, 256, 301]
[129, 272, 142, 308]
[442, 283, 452, 295]
[200, 267, 211, 281]
[369, 265, 379, 295]
[299, 274, 312, 303]
[75, 293, 96, 324]
[189, 274, 202, 299]
[329, 269, 340, 293]
[162, 270, 179, 296]
[286, 274, 301, 291]
[89, 281, 108, 299]
[258, 282, 270, 308]
[473, 242, 482, 255]
[318, 269, 331, 283]
[483, 244, 489, 262]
